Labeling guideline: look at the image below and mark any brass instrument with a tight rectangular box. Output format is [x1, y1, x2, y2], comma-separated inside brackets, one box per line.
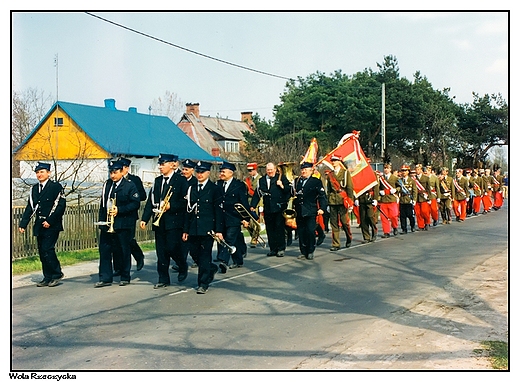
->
[152, 186, 173, 226]
[234, 203, 266, 248]
[278, 162, 297, 229]
[208, 230, 236, 254]
[94, 195, 116, 233]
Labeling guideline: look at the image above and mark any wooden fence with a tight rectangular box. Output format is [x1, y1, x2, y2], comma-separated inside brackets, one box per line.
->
[12, 204, 155, 260]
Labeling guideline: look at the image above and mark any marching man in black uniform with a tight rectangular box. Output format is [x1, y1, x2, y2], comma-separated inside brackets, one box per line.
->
[19, 162, 66, 287]
[293, 162, 328, 260]
[215, 162, 250, 273]
[140, 153, 189, 288]
[183, 161, 224, 294]
[95, 159, 141, 287]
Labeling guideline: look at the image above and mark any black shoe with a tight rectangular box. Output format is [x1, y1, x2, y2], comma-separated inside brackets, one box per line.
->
[432, 220, 438, 227]
[370, 236, 377, 242]
[218, 262, 228, 274]
[400, 230, 407, 235]
[178, 271, 188, 282]
[36, 279, 50, 287]
[94, 281, 112, 288]
[48, 273, 64, 287]
[393, 228, 398, 236]
[316, 235, 325, 246]
[411, 227, 416, 232]
[154, 282, 168, 289]
[345, 242, 352, 248]
[136, 257, 144, 271]
[329, 247, 340, 251]
[196, 286, 208, 294]
[229, 263, 243, 269]
[424, 224, 429, 230]
[382, 233, 391, 238]
[276, 250, 285, 257]
[171, 264, 180, 272]
[306, 253, 314, 260]
[119, 280, 130, 286]
[267, 251, 277, 257]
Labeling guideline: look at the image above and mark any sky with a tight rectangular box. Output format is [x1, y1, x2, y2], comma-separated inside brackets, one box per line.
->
[11, 9, 509, 123]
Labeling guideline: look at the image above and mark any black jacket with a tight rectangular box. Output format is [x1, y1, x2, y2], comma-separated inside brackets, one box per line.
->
[293, 176, 328, 218]
[184, 181, 224, 236]
[98, 177, 140, 231]
[250, 174, 291, 214]
[216, 178, 251, 227]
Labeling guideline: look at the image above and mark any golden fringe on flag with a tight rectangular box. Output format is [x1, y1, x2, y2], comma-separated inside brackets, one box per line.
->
[300, 137, 318, 164]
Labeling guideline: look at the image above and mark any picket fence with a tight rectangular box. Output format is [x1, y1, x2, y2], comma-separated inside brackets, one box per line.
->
[11, 204, 154, 260]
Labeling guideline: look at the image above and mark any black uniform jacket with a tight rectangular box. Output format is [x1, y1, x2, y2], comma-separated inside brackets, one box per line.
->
[250, 174, 291, 214]
[141, 172, 188, 230]
[293, 176, 328, 218]
[127, 173, 147, 201]
[216, 178, 251, 227]
[184, 181, 224, 236]
[98, 177, 140, 231]
[20, 180, 66, 236]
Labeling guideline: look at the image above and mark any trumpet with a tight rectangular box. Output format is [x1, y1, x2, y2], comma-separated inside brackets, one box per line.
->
[208, 230, 236, 254]
[94, 195, 116, 233]
[234, 203, 266, 248]
[152, 186, 173, 226]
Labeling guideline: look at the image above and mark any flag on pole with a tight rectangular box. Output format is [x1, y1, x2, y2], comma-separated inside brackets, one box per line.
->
[300, 137, 318, 164]
[318, 131, 377, 197]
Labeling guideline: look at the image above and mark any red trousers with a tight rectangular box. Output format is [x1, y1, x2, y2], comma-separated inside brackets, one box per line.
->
[453, 199, 467, 221]
[472, 196, 482, 214]
[414, 201, 431, 229]
[429, 198, 439, 222]
[482, 192, 492, 212]
[493, 191, 503, 208]
[379, 202, 399, 234]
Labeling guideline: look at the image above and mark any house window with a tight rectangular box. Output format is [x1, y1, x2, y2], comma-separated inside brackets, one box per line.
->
[130, 164, 139, 175]
[224, 141, 239, 153]
[54, 117, 63, 126]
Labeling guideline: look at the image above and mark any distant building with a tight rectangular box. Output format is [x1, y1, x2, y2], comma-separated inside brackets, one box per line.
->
[177, 103, 255, 164]
[13, 99, 218, 184]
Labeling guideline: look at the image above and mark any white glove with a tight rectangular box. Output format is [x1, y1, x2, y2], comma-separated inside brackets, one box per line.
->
[427, 200, 432, 204]
[390, 188, 396, 194]
[466, 198, 470, 202]
[379, 190, 385, 196]
[348, 207, 353, 213]
[354, 199, 359, 207]
[327, 206, 330, 213]
[412, 200, 416, 206]
[437, 198, 440, 203]
[372, 200, 378, 206]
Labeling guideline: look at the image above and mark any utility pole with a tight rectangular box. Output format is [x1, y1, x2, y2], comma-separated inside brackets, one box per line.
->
[381, 83, 386, 159]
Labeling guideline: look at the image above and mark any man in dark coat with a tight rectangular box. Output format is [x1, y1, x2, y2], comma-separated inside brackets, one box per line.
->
[140, 153, 189, 288]
[95, 159, 141, 287]
[215, 162, 250, 272]
[293, 162, 328, 260]
[250, 162, 291, 257]
[183, 161, 224, 294]
[19, 162, 66, 287]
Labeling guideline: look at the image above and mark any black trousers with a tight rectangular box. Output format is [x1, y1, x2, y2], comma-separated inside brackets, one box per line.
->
[296, 215, 317, 256]
[98, 228, 132, 282]
[36, 229, 62, 281]
[399, 203, 415, 231]
[264, 212, 286, 253]
[155, 228, 187, 284]
[114, 225, 143, 272]
[217, 225, 247, 266]
[189, 235, 218, 289]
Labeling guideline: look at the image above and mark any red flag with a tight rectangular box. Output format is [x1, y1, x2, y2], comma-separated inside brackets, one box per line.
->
[300, 137, 318, 164]
[318, 131, 377, 197]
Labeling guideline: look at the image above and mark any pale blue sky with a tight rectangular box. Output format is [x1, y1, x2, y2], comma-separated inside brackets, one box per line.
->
[12, 10, 509, 122]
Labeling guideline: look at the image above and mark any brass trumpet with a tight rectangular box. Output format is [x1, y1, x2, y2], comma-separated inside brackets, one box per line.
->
[234, 203, 266, 248]
[282, 197, 297, 229]
[94, 195, 116, 233]
[208, 230, 236, 254]
[152, 186, 173, 226]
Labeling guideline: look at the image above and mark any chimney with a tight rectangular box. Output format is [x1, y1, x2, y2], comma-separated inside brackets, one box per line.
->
[104, 99, 116, 110]
[186, 102, 200, 119]
[241, 111, 253, 125]
[128, 107, 137, 113]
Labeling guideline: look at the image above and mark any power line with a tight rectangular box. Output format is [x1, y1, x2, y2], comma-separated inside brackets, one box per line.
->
[85, 12, 293, 81]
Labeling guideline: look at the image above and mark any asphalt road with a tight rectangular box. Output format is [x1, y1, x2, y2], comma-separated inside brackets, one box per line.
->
[11, 203, 508, 371]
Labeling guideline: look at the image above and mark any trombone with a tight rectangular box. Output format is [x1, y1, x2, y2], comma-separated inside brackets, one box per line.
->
[234, 203, 266, 247]
[208, 230, 236, 254]
[152, 186, 173, 226]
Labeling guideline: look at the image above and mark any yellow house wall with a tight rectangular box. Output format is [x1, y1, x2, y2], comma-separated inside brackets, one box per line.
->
[14, 108, 108, 161]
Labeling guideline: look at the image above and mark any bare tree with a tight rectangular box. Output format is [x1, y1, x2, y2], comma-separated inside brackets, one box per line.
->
[150, 90, 184, 123]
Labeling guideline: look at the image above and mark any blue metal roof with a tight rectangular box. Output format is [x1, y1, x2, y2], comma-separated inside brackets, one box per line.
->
[15, 100, 218, 162]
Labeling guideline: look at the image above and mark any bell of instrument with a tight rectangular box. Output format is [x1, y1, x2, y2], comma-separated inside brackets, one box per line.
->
[282, 208, 297, 229]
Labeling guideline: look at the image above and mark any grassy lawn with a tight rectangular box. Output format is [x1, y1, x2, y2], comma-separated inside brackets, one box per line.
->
[475, 340, 509, 370]
[11, 242, 156, 275]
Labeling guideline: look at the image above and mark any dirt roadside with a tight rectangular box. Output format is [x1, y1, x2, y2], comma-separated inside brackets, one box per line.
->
[299, 249, 509, 370]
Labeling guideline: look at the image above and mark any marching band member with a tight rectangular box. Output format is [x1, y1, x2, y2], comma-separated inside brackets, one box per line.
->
[182, 161, 223, 294]
[438, 167, 455, 224]
[397, 165, 417, 234]
[95, 159, 140, 288]
[452, 168, 470, 222]
[469, 169, 484, 216]
[378, 163, 400, 237]
[140, 154, 189, 288]
[412, 164, 432, 231]
[18, 162, 66, 287]
[425, 165, 441, 226]
[325, 155, 354, 251]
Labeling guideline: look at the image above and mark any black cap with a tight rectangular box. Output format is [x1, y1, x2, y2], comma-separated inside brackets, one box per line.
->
[34, 162, 51, 172]
[158, 153, 179, 164]
[108, 159, 124, 171]
[119, 157, 131, 167]
[195, 161, 212, 173]
[182, 159, 196, 169]
[220, 162, 236, 172]
[300, 162, 313, 169]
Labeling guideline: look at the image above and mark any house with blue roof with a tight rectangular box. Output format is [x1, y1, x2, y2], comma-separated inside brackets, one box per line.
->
[13, 99, 219, 184]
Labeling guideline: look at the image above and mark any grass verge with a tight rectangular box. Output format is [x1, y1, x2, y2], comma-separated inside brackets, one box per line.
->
[474, 340, 508, 370]
[12, 242, 156, 275]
